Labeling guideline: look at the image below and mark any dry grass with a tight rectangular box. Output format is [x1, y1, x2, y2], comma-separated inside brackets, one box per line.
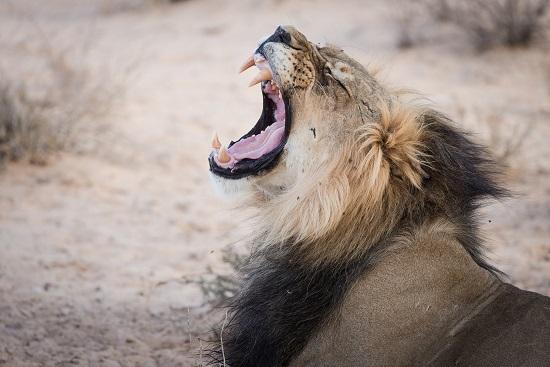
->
[99, 0, 191, 15]
[0, 42, 124, 166]
[485, 114, 533, 166]
[0, 0, 134, 167]
[0, 80, 48, 164]
[149, 247, 246, 366]
[442, 0, 549, 50]
[182, 247, 247, 308]
[0, 64, 120, 166]
[399, 0, 550, 50]
[395, 2, 431, 49]
[451, 105, 532, 168]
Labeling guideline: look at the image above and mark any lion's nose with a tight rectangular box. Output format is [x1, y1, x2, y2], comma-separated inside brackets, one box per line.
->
[270, 26, 292, 44]
[256, 26, 292, 53]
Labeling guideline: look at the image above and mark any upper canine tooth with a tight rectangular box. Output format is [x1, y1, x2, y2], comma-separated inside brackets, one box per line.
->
[249, 69, 272, 87]
[239, 56, 255, 73]
[211, 131, 221, 149]
[218, 145, 231, 163]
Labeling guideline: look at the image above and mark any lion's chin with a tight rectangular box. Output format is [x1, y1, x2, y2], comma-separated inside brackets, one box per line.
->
[208, 53, 291, 180]
[208, 171, 256, 199]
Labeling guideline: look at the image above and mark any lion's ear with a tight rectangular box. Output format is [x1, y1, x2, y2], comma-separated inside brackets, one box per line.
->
[324, 61, 355, 98]
[353, 101, 427, 202]
[326, 61, 355, 83]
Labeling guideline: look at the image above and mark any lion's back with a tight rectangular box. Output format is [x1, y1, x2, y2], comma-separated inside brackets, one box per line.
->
[429, 283, 550, 367]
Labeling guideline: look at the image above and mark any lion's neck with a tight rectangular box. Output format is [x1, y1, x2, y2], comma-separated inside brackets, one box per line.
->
[291, 220, 501, 367]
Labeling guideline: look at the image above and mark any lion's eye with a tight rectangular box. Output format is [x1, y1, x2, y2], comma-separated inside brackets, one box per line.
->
[324, 65, 333, 76]
[320, 67, 335, 86]
[323, 65, 339, 82]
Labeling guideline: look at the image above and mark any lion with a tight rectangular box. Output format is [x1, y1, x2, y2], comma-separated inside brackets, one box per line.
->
[206, 26, 550, 367]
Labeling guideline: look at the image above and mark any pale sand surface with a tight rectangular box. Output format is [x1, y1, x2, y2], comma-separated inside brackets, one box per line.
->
[0, 1, 549, 366]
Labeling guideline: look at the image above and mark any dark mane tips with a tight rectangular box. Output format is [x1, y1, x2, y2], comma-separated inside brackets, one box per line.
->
[420, 110, 509, 275]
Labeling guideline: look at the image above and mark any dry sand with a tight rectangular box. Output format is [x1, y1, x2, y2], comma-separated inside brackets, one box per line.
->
[0, 0, 549, 366]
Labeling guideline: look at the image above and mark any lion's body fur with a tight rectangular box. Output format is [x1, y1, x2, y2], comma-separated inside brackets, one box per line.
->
[291, 220, 500, 366]
[292, 225, 550, 366]
[207, 26, 550, 366]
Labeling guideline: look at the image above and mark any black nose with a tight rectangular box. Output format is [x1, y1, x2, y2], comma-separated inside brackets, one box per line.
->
[256, 26, 292, 54]
[269, 26, 292, 44]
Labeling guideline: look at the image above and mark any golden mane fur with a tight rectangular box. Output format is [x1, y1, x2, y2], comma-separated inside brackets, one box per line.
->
[248, 94, 430, 266]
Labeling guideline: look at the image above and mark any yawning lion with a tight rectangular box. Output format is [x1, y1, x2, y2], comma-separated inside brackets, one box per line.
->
[207, 26, 550, 367]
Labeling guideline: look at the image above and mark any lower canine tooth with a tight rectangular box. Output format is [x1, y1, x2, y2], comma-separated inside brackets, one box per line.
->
[218, 146, 231, 163]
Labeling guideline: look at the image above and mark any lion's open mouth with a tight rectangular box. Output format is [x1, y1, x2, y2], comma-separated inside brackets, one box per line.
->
[208, 54, 290, 179]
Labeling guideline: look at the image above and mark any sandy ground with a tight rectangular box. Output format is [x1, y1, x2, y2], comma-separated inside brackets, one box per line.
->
[0, 0, 549, 366]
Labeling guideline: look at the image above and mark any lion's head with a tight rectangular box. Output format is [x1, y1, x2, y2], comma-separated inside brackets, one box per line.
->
[209, 26, 503, 266]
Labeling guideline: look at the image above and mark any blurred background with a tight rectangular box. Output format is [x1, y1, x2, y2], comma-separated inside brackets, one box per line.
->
[0, 0, 549, 366]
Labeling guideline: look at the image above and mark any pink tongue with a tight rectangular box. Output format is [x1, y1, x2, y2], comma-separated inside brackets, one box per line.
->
[215, 84, 285, 169]
[228, 121, 284, 160]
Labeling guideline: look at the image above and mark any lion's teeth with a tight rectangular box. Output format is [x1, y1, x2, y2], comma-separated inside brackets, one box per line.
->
[249, 69, 272, 87]
[239, 55, 255, 73]
[218, 145, 231, 163]
[211, 131, 221, 149]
